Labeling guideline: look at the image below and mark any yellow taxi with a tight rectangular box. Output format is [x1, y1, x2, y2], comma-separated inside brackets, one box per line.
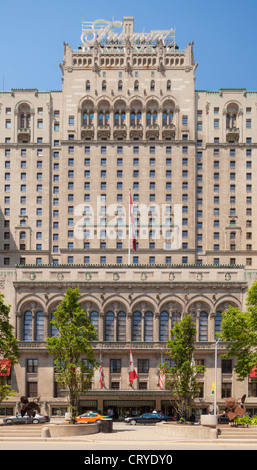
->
[76, 411, 108, 423]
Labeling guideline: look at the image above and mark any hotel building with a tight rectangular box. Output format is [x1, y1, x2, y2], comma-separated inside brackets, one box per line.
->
[0, 17, 257, 419]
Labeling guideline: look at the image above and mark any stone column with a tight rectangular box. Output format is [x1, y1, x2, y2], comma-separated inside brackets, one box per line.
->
[195, 308, 200, 342]
[174, 105, 180, 140]
[141, 304, 146, 341]
[110, 106, 114, 140]
[16, 311, 22, 341]
[44, 311, 49, 339]
[127, 312, 132, 341]
[114, 308, 118, 342]
[154, 311, 160, 342]
[99, 311, 104, 341]
[31, 308, 36, 341]
[209, 312, 216, 342]
[141, 310, 145, 342]
[142, 106, 146, 140]
[77, 106, 82, 139]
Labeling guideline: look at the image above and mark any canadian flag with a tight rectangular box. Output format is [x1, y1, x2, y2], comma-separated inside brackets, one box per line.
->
[129, 348, 138, 383]
[129, 193, 137, 251]
[99, 353, 103, 389]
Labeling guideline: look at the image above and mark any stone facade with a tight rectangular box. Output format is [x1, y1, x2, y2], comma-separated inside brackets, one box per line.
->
[0, 17, 257, 419]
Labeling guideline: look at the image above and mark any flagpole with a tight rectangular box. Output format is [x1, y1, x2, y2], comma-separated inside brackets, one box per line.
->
[128, 189, 131, 265]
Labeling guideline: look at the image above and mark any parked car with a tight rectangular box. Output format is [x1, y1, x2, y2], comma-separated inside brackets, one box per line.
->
[125, 412, 175, 425]
[217, 414, 230, 424]
[3, 413, 50, 424]
[76, 411, 109, 423]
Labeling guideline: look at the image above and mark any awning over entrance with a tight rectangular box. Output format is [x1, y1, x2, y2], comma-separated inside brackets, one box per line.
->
[103, 400, 156, 407]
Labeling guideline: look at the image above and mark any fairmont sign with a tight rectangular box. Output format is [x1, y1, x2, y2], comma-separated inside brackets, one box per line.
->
[81, 19, 175, 49]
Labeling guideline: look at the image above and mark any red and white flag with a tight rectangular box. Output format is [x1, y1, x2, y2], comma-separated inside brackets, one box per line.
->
[99, 353, 103, 389]
[129, 348, 138, 383]
[129, 193, 137, 251]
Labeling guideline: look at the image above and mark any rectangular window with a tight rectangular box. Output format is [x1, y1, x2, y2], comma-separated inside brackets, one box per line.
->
[138, 359, 149, 373]
[27, 359, 38, 373]
[110, 359, 121, 373]
[27, 382, 38, 397]
[222, 359, 232, 374]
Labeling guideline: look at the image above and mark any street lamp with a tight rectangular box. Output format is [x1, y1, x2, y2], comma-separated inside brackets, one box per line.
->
[214, 337, 220, 416]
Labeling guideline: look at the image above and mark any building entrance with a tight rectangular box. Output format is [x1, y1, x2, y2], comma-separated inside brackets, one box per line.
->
[103, 400, 156, 420]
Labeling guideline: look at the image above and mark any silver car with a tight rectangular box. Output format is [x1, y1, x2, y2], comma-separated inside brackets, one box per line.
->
[3, 413, 50, 424]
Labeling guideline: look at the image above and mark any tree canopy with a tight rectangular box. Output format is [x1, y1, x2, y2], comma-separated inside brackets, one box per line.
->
[161, 314, 205, 421]
[46, 287, 98, 423]
[219, 281, 257, 381]
[0, 294, 19, 404]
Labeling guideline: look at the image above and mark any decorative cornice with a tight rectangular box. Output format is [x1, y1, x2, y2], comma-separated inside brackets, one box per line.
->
[15, 263, 245, 269]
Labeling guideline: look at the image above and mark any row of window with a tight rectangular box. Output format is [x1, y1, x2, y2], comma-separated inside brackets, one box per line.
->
[197, 118, 253, 129]
[2, 145, 254, 158]
[22, 309, 223, 343]
[83, 79, 172, 93]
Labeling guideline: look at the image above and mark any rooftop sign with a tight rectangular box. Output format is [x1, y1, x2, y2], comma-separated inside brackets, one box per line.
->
[81, 19, 175, 50]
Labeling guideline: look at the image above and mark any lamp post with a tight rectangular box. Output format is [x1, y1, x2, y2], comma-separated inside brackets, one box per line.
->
[214, 337, 220, 416]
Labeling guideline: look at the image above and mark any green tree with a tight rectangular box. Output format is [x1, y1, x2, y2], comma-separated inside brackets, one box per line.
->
[46, 287, 98, 423]
[161, 314, 205, 422]
[219, 281, 257, 380]
[0, 294, 19, 404]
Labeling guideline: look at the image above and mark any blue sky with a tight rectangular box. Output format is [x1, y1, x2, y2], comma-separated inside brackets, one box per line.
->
[0, 0, 256, 92]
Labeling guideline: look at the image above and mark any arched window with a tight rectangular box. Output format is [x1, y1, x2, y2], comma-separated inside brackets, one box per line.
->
[98, 112, 104, 126]
[215, 311, 223, 339]
[86, 80, 90, 91]
[191, 311, 196, 324]
[118, 80, 123, 91]
[134, 80, 139, 91]
[35, 311, 44, 341]
[24, 311, 32, 341]
[130, 112, 136, 125]
[150, 80, 155, 91]
[163, 111, 173, 125]
[160, 311, 169, 341]
[102, 80, 107, 91]
[167, 80, 171, 91]
[121, 111, 126, 125]
[117, 311, 126, 341]
[20, 232, 26, 239]
[83, 111, 94, 126]
[114, 112, 120, 126]
[171, 311, 181, 329]
[105, 112, 110, 125]
[132, 311, 141, 341]
[105, 311, 114, 341]
[50, 313, 59, 337]
[144, 311, 153, 342]
[90, 311, 99, 339]
[20, 112, 31, 129]
[199, 311, 208, 342]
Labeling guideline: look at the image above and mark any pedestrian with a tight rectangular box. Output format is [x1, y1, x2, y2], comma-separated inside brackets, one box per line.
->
[108, 408, 114, 420]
